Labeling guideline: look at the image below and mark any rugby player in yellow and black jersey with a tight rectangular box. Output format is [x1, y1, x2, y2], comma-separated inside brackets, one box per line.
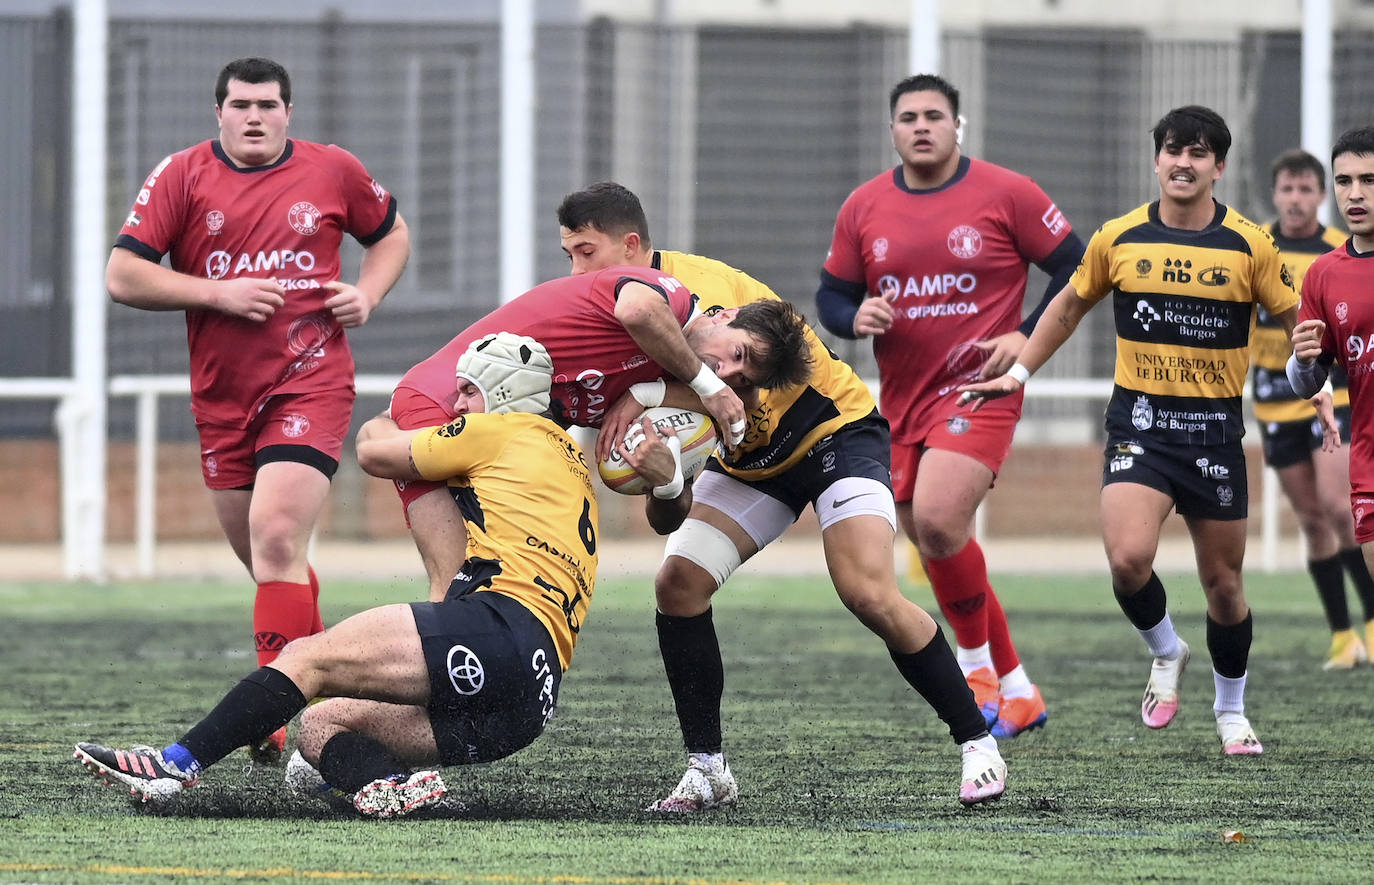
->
[960, 106, 1337, 758]
[1252, 151, 1350, 433]
[73, 332, 603, 817]
[558, 182, 1008, 811]
[1253, 222, 1348, 427]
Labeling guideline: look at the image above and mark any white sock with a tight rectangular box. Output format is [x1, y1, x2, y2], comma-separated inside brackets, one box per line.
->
[689, 751, 725, 770]
[955, 642, 993, 675]
[1138, 613, 1182, 659]
[999, 664, 1034, 699]
[1213, 670, 1247, 716]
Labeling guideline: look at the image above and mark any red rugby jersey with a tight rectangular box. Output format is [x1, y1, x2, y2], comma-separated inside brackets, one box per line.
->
[823, 157, 1073, 443]
[115, 138, 398, 427]
[1297, 241, 1374, 491]
[396, 265, 695, 428]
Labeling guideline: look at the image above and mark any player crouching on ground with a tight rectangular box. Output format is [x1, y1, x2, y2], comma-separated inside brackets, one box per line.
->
[75, 332, 615, 819]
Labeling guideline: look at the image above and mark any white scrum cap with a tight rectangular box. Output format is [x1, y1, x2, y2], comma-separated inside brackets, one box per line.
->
[455, 331, 555, 414]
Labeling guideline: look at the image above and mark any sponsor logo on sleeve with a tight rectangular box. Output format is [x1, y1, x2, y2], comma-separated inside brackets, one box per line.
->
[1042, 204, 1067, 236]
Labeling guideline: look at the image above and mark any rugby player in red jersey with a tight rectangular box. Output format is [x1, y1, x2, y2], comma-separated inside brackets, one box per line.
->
[106, 57, 410, 763]
[817, 74, 1084, 739]
[557, 181, 1009, 810]
[392, 266, 809, 601]
[1291, 126, 1374, 598]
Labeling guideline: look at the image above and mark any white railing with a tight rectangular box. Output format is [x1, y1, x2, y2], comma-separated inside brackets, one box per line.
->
[1, 374, 1298, 578]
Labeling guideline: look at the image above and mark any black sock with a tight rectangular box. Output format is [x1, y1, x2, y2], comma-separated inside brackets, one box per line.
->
[318, 732, 413, 792]
[1309, 554, 1351, 631]
[1114, 572, 1168, 630]
[1206, 612, 1253, 679]
[656, 609, 724, 754]
[890, 626, 988, 745]
[1338, 547, 1374, 624]
[177, 667, 307, 769]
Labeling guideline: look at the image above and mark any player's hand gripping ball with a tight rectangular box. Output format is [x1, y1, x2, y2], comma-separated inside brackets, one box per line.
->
[597, 406, 719, 495]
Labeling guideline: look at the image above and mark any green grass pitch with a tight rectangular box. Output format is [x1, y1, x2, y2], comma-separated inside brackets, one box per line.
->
[3, 569, 1373, 884]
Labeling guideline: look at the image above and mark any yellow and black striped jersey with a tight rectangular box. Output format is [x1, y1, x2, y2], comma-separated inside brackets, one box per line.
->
[654, 250, 877, 479]
[410, 412, 598, 672]
[1071, 201, 1298, 447]
[1250, 223, 1349, 424]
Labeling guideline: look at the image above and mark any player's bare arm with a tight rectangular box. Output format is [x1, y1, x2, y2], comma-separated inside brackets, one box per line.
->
[106, 247, 285, 321]
[968, 330, 1029, 379]
[355, 412, 424, 480]
[614, 281, 746, 449]
[324, 214, 410, 328]
[958, 284, 1089, 408]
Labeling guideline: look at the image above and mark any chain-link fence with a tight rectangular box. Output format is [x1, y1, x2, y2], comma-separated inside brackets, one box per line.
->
[3, 10, 1371, 549]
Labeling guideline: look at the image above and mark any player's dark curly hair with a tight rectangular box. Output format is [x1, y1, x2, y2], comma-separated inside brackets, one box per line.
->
[216, 57, 291, 108]
[728, 300, 814, 390]
[557, 181, 652, 246]
[888, 73, 959, 118]
[1332, 126, 1374, 164]
[1152, 105, 1231, 163]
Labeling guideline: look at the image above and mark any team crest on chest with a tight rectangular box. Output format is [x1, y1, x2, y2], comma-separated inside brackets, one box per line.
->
[872, 237, 889, 262]
[947, 226, 982, 259]
[205, 210, 224, 235]
[287, 200, 323, 236]
[1337, 302, 1349, 324]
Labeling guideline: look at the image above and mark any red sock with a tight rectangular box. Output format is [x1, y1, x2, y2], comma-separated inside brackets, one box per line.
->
[253, 580, 317, 666]
[307, 565, 325, 635]
[983, 587, 1021, 675]
[925, 539, 993, 650]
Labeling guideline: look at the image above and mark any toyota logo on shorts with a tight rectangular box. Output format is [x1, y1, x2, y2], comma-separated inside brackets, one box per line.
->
[446, 644, 485, 695]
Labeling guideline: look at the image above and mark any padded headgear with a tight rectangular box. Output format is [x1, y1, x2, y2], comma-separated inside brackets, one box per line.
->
[455, 331, 554, 415]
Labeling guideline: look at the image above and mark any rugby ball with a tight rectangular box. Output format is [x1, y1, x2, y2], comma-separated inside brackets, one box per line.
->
[597, 406, 719, 496]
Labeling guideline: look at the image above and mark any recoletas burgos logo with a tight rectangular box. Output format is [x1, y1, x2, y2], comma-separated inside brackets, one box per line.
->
[1132, 300, 1161, 331]
[287, 201, 322, 236]
[447, 644, 485, 696]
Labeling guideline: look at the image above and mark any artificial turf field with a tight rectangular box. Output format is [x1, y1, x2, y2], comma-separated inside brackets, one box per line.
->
[3, 569, 1372, 884]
